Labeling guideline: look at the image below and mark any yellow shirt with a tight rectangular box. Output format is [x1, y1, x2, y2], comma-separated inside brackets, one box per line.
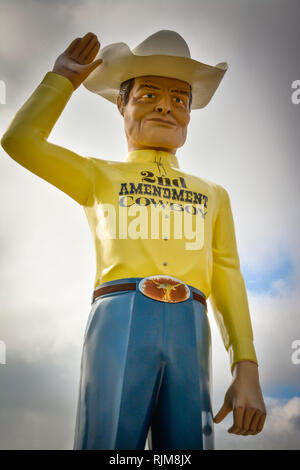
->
[1, 71, 258, 371]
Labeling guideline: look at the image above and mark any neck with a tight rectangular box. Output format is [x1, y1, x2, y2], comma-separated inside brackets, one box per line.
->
[127, 143, 177, 156]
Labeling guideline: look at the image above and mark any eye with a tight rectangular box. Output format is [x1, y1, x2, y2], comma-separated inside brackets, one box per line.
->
[174, 97, 183, 104]
[142, 93, 155, 99]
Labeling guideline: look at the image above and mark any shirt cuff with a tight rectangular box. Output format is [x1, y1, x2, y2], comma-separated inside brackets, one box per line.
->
[40, 71, 74, 97]
[228, 339, 258, 374]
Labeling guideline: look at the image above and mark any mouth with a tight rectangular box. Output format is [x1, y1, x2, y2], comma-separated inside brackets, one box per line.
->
[146, 118, 176, 127]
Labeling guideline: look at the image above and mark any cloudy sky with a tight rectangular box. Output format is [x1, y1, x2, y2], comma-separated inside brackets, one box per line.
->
[0, 0, 300, 450]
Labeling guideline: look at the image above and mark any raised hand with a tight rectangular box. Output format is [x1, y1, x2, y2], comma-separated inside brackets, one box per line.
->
[52, 32, 103, 90]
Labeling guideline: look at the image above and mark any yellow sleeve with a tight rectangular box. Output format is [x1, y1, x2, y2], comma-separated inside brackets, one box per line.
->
[1, 71, 93, 206]
[210, 185, 258, 373]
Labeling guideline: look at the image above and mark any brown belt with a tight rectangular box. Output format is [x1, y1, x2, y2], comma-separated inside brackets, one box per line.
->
[92, 282, 207, 310]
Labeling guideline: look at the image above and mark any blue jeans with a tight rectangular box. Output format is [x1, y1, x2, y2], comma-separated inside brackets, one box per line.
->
[73, 277, 214, 450]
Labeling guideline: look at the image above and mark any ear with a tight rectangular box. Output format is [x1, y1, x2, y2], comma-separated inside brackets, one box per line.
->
[117, 95, 124, 116]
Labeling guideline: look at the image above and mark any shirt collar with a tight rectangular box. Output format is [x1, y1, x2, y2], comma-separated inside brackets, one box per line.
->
[124, 149, 180, 169]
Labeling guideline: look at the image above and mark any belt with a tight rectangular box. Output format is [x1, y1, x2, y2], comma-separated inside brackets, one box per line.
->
[92, 281, 207, 310]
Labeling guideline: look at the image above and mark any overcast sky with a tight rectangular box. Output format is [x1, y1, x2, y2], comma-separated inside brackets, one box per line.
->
[0, 0, 300, 450]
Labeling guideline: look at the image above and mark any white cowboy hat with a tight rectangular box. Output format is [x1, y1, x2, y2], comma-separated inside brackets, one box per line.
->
[83, 30, 228, 109]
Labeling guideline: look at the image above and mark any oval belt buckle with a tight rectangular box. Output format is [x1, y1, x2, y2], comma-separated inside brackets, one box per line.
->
[138, 275, 191, 303]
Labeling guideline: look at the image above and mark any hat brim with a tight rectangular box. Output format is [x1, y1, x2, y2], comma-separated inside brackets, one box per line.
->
[83, 42, 228, 109]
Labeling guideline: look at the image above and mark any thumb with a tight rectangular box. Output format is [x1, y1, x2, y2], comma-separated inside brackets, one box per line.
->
[213, 400, 232, 423]
[85, 58, 103, 74]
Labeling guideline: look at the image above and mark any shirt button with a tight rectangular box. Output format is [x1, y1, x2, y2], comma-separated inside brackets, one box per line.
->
[163, 261, 168, 266]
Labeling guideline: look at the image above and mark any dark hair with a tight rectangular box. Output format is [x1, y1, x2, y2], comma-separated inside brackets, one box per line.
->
[119, 78, 135, 107]
[119, 78, 193, 111]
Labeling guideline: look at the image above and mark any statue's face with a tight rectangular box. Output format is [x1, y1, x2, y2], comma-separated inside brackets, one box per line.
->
[117, 75, 191, 154]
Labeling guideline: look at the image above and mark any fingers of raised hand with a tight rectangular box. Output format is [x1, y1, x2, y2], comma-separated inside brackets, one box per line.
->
[228, 406, 266, 435]
[78, 35, 100, 64]
[64, 33, 100, 64]
[64, 37, 80, 55]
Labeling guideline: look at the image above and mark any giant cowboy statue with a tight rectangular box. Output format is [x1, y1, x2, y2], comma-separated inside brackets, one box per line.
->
[1, 31, 266, 450]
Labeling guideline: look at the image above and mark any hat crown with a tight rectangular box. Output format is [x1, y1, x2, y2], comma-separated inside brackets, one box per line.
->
[132, 30, 191, 58]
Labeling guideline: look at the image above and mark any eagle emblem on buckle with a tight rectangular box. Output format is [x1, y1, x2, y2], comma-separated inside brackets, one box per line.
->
[138, 275, 190, 303]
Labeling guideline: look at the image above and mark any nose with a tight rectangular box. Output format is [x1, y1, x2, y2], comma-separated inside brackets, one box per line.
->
[155, 94, 171, 114]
